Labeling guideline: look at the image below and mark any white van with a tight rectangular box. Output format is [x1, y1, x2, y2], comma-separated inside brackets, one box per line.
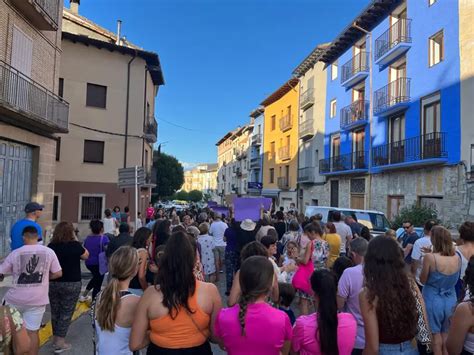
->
[304, 206, 391, 237]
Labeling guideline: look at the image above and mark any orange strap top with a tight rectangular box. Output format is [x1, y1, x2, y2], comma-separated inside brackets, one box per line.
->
[149, 282, 210, 349]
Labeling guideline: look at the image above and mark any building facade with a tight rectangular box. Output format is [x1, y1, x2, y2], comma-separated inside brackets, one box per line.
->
[182, 163, 218, 199]
[54, 2, 164, 234]
[316, 0, 474, 225]
[293, 45, 328, 211]
[261, 79, 299, 209]
[247, 108, 264, 196]
[0, 0, 68, 255]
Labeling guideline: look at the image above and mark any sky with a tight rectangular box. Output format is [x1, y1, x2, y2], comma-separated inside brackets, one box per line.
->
[64, 0, 370, 168]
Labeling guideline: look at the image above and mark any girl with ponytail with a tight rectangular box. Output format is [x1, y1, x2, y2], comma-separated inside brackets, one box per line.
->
[291, 269, 357, 355]
[94, 246, 139, 354]
[215, 256, 292, 355]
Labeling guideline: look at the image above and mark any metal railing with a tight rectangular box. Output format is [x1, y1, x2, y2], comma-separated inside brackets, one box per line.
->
[298, 167, 315, 183]
[299, 118, 314, 138]
[0, 60, 68, 130]
[277, 176, 289, 189]
[279, 114, 292, 131]
[374, 77, 411, 114]
[250, 156, 261, 169]
[278, 145, 291, 161]
[319, 151, 367, 173]
[340, 100, 369, 129]
[251, 133, 262, 146]
[34, 0, 60, 26]
[300, 88, 314, 109]
[341, 51, 369, 83]
[375, 18, 412, 61]
[144, 116, 158, 142]
[372, 132, 447, 167]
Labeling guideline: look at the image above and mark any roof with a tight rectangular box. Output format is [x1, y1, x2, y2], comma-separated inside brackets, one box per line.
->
[215, 130, 235, 146]
[260, 78, 299, 107]
[319, 0, 403, 64]
[292, 43, 331, 77]
[249, 107, 264, 118]
[62, 32, 165, 86]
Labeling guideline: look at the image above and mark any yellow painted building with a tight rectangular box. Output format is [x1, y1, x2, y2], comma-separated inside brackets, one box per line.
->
[261, 78, 299, 209]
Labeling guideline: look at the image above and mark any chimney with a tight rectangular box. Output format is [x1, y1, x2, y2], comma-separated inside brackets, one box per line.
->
[116, 20, 122, 45]
[70, 0, 80, 14]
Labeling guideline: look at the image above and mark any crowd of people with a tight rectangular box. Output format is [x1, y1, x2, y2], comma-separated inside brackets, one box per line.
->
[1, 200, 474, 355]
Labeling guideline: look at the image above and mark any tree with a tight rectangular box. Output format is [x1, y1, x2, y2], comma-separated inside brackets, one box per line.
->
[188, 190, 203, 202]
[152, 152, 184, 201]
[173, 190, 189, 201]
[391, 203, 440, 229]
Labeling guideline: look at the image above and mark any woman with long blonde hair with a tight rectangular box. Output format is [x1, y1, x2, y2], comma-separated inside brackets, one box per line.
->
[94, 246, 139, 354]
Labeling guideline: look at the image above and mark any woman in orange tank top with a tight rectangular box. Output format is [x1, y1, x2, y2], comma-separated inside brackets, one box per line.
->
[130, 231, 222, 354]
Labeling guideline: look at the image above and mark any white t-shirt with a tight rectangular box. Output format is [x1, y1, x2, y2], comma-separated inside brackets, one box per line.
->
[334, 222, 352, 253]
[411, 236, 432, 285]
[103, 217, 116, 235]
[209, 220, 228, 247]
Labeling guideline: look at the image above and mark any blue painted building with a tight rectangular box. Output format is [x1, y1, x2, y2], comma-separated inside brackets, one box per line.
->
[314, 0, 473, 224]
[247, 108, 264, 195]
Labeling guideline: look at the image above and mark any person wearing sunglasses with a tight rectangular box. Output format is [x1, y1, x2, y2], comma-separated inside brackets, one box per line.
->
[399, 221, 420, 264]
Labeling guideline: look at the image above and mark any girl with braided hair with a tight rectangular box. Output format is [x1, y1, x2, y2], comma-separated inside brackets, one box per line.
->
[215, 256, 292, 354]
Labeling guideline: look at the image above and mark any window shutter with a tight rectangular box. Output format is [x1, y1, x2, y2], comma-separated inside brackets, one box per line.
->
[11, 26, 33, 77]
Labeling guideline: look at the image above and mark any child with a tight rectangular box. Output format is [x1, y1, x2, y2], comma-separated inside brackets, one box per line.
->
[278, 282, 296, 325]
[136, 212, 143, 229]
[281, 241, 298, 284]
[197, 223, 216, 282]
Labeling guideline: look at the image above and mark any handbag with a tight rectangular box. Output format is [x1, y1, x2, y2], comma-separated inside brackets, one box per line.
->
[98, 235, 108, 275]
[0, 306, 16, 355]
[292, 240, 314, 295]
[411, 281, 432, 352]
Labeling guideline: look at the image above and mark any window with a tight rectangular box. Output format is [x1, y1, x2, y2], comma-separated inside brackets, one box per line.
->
[86, 83, 107, 108]
[331, 134, 341, 157]
[270, 141, 275, 160]
[471, 144, 474, 171]
[421, 93, 441, 135]
[83, 140, 104, 163]
[11, 26, 32, 76]
[58, 78, 64, 98]
[269, 168, 274, 183]
[330, 99, 337, 118]
[52, 194, 61, 222]
[388, 195, 404, 220]
[271, 115, 276, 130]
[331, 62, 338, 80]
[79, 194, 105, 221]
[55, 137, 61, 161]
[429, 31, 444, 67]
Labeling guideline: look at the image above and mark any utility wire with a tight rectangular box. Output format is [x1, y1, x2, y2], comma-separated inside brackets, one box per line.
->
[70, 122, 143, 138]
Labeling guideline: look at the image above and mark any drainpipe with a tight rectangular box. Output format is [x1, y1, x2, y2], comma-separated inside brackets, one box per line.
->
[124, 51, 137, 168]
[352, 23, 373, 210]
[142, 66, 148, 168]
[292, 74, 302, 212]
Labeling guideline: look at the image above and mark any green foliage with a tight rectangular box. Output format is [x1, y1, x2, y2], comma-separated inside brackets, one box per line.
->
[391, 203, 440, 229]
[152, 152, 184, 201]
[173, 190, 189, 201]
[188, 190, 203, 202]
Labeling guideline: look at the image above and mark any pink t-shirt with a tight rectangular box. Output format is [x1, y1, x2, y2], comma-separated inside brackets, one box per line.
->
[0, 244, 62, 306]
[215, 302, 292, 355]
[292, 312, 357, 355]
[146, 207, 155, 219]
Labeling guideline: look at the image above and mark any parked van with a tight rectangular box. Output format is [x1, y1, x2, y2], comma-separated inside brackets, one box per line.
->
[304, 206, 391, 237]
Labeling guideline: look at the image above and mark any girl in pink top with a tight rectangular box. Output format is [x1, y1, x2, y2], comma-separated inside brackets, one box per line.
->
[215, 256, 292, 355]
[291, 269, 357, 355]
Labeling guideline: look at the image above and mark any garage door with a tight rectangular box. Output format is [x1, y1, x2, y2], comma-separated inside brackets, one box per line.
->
[0, 139, 33, 256]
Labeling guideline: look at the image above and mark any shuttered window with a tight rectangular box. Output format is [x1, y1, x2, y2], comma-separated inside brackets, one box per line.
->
[86, 83, 107, 108]
[83, 140, 104, 164]
[11, 26, 33, 77]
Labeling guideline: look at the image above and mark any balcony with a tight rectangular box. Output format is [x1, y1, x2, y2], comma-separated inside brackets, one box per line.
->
[298, 167, 316, 183]
[372, 132, 447, 169]
[250, 156, 261, 169]
[235, 167, 242, 177]
[375, 18, 412, 66]
[10, 0, 60, 30]
[279, 114, 292, 132]
[277, 176, 289, 190]
[144, 116, 158, 143]
[234, 148, 246, 160]
[251, 133, 262, 146]
[340, 100, 369, 130]
[0, 60, 69, 133]
[299, 119, 314, 140]
[319, 151, 368, 175]
[341, 51, 369, 88]
[278, 145, 291, 161]
[300, 88, 314, 110]
[374, 77, 411, 116]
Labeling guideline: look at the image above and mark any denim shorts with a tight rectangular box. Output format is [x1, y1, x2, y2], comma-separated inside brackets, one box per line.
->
[379, 341, 418, 355]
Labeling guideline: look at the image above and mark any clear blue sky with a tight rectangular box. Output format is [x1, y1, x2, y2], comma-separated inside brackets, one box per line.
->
[64, 0, 370, 167]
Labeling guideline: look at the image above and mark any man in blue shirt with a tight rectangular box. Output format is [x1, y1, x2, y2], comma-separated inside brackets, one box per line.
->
[10, 202, 44, 250]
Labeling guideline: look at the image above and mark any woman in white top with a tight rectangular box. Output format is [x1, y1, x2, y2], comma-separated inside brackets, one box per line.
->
[457, 222, 474, 279]
[447, 255, 474, 355]
[103, 209, 118, 236]
[94, 246, 139, 355]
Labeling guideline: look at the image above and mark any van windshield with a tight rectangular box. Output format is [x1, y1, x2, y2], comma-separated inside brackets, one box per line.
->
[339, 211, 390, 231]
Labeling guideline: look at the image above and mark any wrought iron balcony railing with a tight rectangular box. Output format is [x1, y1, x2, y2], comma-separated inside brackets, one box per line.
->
[279, 114, 292, 132]
[144, 116, 158, 143]
[375, 18, 412, 62]
[374, 77, 411, 115]
[340, 100, 369, 130]
[10, 0, 60, 30]
[372, 132, 447, 167]
[0, 60, 68, 132]
[299, 119, 314, 139]
[300, 88, 314, 110]
[277, 176, 289, 190]
[319, 151, 367, 173]
[250, 156, 261, 169]
[251, 133, 262, 146]
[341, 51, 369, 84]
[278, 145, 291, 161]
[298, 167, 315, 183]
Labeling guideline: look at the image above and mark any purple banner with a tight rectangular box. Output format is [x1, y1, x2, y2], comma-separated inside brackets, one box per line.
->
[233, 198, 262, 222]
[207, 201, 218, 207]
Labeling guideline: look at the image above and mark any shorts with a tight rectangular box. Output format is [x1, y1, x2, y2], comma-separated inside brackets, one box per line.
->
[213, 246, 225, 263]
[8, 304, 46, 331]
